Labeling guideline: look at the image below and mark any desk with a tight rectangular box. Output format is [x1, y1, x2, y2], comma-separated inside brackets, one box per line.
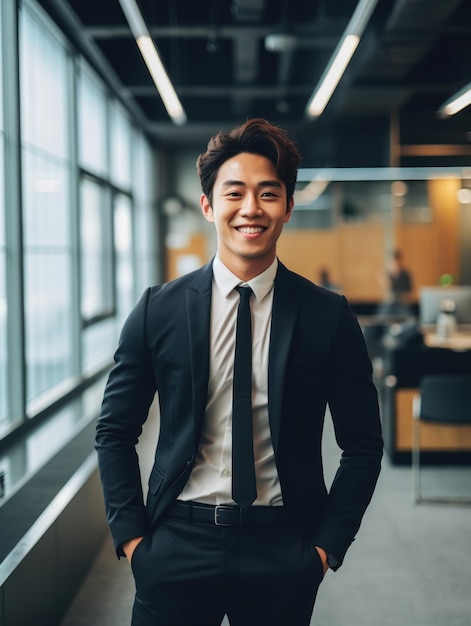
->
[379, 342, 471, 463]
[424, 332, 471, 351]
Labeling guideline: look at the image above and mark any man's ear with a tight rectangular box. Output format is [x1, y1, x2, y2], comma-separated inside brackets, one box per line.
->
[284, 196, 294, 223]
[201, 194, 214, 222]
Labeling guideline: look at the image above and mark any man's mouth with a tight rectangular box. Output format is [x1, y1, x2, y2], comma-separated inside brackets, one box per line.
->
[236, 226, 266, 234]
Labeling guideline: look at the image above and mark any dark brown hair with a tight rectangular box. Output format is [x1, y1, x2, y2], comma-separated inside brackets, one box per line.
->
[196, 118, 301, 204]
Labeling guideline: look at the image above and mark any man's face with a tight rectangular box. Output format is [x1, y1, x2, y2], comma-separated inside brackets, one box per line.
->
[201, 152, 293, 280]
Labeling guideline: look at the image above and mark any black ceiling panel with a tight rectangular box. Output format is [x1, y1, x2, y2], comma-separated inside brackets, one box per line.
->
[39, 0, 471, 164]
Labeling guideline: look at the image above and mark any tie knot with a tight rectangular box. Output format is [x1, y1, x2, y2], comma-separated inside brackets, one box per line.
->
[236, 285, 253, 303]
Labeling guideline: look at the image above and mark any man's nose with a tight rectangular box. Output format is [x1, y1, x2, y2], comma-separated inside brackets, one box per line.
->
[240, 194, 262, 215]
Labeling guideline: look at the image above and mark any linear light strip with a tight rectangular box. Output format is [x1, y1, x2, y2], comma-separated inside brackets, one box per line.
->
[439, 82, 471, 116]
[136, 36, 186, 125]
[306, 35, 359, 117]
[306, 0, 379, 118]
[118, 0, 186, 126]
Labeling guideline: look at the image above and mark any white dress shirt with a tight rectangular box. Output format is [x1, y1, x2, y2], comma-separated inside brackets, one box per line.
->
[178, 255, 283, 506]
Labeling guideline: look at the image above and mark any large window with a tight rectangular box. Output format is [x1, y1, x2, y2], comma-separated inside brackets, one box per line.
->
[78, 63, 128, 375]
[133, 132, 158, 294]
[114, 192, 134, 325]
[0, 0, 8, 430]
[80, 177, 114, 323]
[78, 62, 108, 178]
[0, 7, 6, 426]
[20, 4, 74, 411]
[0, 0, 159, 444]
[0, 142, 6, 426]
[110, 102, 132, 191]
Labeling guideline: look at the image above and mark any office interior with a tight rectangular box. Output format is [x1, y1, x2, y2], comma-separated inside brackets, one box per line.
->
[0, 0, 470, 624]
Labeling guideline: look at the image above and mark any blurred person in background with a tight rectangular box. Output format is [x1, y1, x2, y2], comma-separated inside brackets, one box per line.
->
[319, 266, 341, 292]
[378, 249, 413, 316]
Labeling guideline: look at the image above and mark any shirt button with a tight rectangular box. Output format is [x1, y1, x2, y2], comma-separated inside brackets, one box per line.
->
[221, 469, 231, 477]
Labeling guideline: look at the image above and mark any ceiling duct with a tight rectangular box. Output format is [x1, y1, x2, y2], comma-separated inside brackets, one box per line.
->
[231, 0, 265, 22]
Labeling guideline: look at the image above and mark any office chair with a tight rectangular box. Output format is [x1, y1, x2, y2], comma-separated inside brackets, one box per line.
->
[412, 375, 471, 504]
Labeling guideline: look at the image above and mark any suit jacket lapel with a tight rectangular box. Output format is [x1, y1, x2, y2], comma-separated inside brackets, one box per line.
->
[268, 262, 300, 454]
[186, 262, 213, 440]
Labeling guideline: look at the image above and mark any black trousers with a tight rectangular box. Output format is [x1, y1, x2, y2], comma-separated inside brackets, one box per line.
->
[130, 508, 324, 626]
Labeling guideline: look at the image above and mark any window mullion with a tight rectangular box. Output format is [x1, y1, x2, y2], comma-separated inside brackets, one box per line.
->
[3, 0, 26, 430]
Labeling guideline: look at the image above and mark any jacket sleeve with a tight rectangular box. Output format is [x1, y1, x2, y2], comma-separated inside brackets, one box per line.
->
[95, 288, 157, 557]
[312, 296, 383, 567]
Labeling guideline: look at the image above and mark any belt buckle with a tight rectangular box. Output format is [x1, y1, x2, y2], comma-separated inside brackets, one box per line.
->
[214, 505, 242, 526]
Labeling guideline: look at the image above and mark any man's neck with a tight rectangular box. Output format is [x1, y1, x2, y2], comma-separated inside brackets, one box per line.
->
[217, 254, 277, 283]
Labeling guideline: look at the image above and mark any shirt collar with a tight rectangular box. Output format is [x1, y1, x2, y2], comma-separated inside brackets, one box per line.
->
[212, 255, 277, 303]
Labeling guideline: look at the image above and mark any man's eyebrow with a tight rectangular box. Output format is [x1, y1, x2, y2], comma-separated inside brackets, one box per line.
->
[222, 180, 245, 187]
[221, 179, 282, 188]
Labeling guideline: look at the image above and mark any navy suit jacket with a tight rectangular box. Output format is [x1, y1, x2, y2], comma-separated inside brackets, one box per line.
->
[96, 260, 383, 567]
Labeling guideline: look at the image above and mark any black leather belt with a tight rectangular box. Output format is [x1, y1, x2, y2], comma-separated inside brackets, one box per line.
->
[168, 501, 298, 526]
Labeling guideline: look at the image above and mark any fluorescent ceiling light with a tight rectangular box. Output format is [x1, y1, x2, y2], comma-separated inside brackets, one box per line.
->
[137, 36, 187, 125]
[118, 0, 186, 126]
[306, 35, 359, 117]
[306, 0, 379, 119]
[439, 82, 471, 116]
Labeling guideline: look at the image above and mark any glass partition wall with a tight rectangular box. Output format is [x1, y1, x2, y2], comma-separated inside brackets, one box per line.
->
[278, 167, 471, 307]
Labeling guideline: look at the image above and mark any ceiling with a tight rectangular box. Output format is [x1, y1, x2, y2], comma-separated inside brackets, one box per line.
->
[40, 0, 471, 166]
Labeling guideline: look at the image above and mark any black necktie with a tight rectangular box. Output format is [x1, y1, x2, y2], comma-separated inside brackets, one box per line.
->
[232, 286, 257, 509]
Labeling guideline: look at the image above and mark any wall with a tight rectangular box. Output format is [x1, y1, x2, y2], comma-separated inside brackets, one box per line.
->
[277, 224, 386, 301]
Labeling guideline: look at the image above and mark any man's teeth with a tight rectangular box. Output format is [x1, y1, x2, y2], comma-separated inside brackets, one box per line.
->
[238, 226, 264, 233]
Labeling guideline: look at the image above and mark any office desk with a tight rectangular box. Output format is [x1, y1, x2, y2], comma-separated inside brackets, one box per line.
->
[424, 331, 471, 351]
[379, 342, 471, 464]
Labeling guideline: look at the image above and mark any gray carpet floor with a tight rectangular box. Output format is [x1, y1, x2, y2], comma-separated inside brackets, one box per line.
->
[61, 406, 471, 626]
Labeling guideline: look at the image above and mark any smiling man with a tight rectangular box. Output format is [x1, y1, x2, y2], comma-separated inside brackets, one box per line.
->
[201, 151, 293, 279]
[96, 118, 383, 626]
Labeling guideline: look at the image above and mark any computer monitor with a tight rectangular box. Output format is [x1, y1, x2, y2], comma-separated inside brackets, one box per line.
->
[419, 286, 471, 325]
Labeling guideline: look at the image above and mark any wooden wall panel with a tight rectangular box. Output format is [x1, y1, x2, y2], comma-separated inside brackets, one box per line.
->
[277, 230, 340, 285]
[166, 233, 207, 281]
[395, 224, 439, 299]
[427, 178, 461, 281]
[338, 223, 385, 301]
[278, 224, 385, 301]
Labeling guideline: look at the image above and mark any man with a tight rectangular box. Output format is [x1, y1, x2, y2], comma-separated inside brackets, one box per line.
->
[379, 249, 413, 316]
[387, 249, 413, 304]
[96, 118, 383, 626]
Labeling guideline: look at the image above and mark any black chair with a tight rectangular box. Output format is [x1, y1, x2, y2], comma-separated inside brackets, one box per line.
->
[412, 375, 471, 504]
